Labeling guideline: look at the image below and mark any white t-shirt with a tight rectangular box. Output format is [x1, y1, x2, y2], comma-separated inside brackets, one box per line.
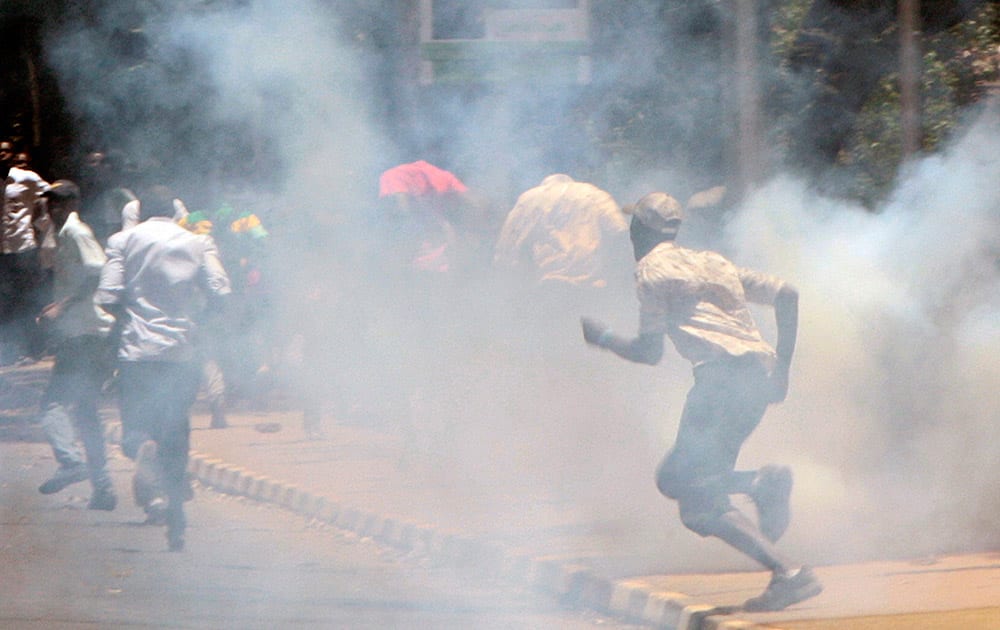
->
[2, 167, 49, 255]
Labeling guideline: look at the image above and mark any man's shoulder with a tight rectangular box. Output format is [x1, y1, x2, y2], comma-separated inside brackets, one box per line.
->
[62, 213, 98, 238]
[138, 217, 185, 232]
[7, 167, 45, 185]
[636, 243, 730, 281]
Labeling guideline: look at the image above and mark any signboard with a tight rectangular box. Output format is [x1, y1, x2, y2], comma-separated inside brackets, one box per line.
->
[485, 9, 588, 41]
[419, 0, 591, 85]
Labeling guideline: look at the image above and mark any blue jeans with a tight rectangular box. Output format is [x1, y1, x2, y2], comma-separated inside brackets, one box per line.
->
[39, 335, 114, 491]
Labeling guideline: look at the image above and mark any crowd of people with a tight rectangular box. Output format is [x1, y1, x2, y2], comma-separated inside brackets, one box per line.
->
[0, 145, 821, 610]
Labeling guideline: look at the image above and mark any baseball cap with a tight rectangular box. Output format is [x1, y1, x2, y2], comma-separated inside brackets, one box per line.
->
[42, 180, 81, 201]
[623, 192, 683, 235]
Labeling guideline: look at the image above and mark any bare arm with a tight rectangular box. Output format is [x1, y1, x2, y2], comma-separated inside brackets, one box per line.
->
[581, 317, 664, 365]
[769, 283, 798, 402]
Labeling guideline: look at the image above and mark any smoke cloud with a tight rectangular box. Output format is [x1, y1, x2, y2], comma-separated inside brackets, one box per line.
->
[728, 102, 1000, 561]
[40, 0, 999, 579]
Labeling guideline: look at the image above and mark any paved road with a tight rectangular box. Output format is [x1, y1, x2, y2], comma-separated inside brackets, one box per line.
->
[0, 440, 644, 629]
[4, 360, 1000, 630]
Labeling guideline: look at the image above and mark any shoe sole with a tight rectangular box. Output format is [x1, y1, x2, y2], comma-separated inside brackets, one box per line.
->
[744, 570, 823, 612]
[757, 466, 793, 543]
[746, 580, 823, 612]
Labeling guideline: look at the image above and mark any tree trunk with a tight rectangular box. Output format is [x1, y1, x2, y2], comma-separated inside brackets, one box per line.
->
[898, 0, 922, 160]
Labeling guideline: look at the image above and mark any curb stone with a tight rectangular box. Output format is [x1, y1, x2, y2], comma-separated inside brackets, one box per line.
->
[187, 450, 777, 630]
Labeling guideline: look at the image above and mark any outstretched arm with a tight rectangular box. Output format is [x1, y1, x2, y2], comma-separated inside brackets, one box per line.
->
[581, 317, 664, 365]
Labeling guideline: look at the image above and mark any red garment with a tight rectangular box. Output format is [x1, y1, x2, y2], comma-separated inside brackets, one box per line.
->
[378, 161, 468, 197]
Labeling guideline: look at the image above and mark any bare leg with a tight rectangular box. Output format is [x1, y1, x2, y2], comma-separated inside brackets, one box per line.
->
[703, 509, 795, 573]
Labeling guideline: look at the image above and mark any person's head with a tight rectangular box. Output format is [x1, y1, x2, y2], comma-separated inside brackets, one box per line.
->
[141, 185, 176, 219]
[81, 150, 113, 186]
[624, 192, 684, 261]
[84, 151, 106, 169]
[13, 152, 30, 169]
[0, 141, 14, 168]
[42, 180, 81, 229]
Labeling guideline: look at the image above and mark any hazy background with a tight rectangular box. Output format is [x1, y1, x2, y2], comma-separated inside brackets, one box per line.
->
[40, 0, 1000, 574]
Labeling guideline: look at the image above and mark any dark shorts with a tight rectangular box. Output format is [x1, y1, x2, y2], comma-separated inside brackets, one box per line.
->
[656, 354, 770, 525]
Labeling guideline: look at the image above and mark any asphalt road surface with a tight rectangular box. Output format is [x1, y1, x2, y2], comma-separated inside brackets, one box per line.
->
[0, 440, 644, 630]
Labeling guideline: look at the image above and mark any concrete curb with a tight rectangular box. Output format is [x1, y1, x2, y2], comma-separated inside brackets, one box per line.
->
[188, 449, 775, 630]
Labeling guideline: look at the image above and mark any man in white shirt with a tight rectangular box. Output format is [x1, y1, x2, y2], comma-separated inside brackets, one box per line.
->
[581, 192, 822, 612]
[96, 185, 231, 551]
[0, 141, 49, 364]
[35, 180, 117, 510]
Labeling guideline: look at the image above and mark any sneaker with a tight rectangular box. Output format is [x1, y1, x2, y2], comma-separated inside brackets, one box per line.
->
[167, 531, 185, 552]
[743, 567, 823, 612]
[144, 497, 168, 525]
[133, 440, 161, 508]
[88, 488, 118, 511]
[39, 463, 89, 495]
[750, 465, 793, 543]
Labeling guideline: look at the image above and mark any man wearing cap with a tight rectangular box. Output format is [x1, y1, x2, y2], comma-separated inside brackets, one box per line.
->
[580, 192, 822, 612]
[96, 184, 231, 551]
[35, 180, 117, 510]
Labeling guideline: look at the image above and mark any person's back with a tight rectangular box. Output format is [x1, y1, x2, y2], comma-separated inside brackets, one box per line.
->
[581, 191, 821, 613]
[635, 240, 782, 368]
[96, 185, 230, 552]
[35, 180, 117, 510]
[2, 165, 47, 254]
[0, 145, 50, 364]
[101, 216, 229, 363]
[494, 174, 628, 289]
[376, 160, 471, 276]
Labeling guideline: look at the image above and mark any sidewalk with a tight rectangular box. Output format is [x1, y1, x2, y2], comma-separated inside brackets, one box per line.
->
[184, 404, 1000, 630]
[5, 359, 1000, 630]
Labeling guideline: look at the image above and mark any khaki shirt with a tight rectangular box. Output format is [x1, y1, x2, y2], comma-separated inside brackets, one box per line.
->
[494, 175, 627, 288]
[636, 241, 785, 368]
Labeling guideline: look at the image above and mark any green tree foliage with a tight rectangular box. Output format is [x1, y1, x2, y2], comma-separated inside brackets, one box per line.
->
[672, 0, 1000, 207]
[845, 3, 998, 205]
[1, 0, 996, 207]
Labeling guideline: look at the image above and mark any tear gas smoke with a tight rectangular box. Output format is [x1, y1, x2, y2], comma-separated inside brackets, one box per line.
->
[728, 102, 1000, 560]
[41, 0, 999, 580]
